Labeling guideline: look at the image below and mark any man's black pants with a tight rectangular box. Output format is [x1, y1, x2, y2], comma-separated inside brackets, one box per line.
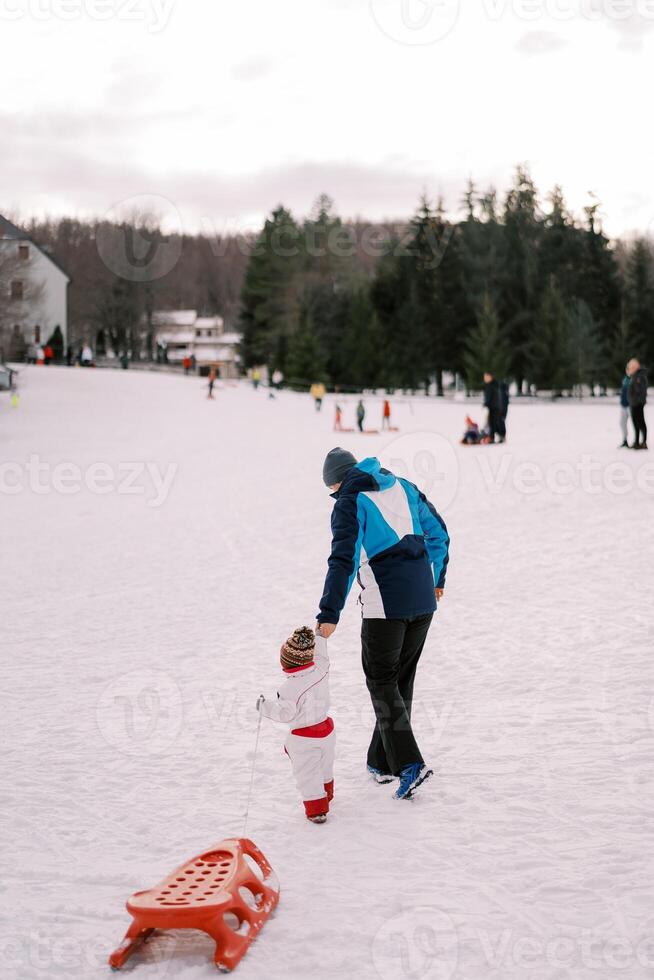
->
[487, 409, 504, 441]
[361, 613, 433, 776]
[631, 404, 647, 445]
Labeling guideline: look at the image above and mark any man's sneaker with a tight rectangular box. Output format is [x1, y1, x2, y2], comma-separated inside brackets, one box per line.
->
[367, 765, 395, 785]
[394, 763, 433, 800]
[307, 813, 327, 824]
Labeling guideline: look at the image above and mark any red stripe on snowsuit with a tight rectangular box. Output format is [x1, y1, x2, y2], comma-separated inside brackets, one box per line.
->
[291, 716, 334, 738]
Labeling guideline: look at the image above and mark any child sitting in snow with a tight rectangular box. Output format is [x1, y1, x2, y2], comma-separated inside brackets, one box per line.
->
[257, 626, 335, 824]
[461, 415, 482, 445]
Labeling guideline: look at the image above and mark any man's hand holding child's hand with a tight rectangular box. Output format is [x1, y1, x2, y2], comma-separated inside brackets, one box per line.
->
[315, 623, 336, 638]
[435, 589, 445, 601]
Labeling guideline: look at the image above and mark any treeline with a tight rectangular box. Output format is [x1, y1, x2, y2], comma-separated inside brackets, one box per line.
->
[13, 166, 654, 390]
[19, 216, 251, 353]
[240, 170, 654, 393]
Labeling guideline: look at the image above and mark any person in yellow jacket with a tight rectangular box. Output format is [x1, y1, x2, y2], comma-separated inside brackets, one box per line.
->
[310, 381, 326, 411]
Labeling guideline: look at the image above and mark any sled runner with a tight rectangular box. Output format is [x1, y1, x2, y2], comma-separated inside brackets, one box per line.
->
[108, 838, 279, 973]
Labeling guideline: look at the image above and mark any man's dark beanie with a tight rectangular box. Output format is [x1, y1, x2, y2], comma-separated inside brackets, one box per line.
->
[323, 447, 357, 487]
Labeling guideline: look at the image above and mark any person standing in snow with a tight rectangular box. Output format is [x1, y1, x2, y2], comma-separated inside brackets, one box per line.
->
[356, 399, 365, 432]
[499, 380, 509, 439]
[627, 358, 648, 449]
[310, 381, 326, 411]
[382, 399, 391, 430]
[316, 449, 450, 801]
[483, 372, 504, 443]
[619, 369, 631, 448]
[257, 627, 335, 824]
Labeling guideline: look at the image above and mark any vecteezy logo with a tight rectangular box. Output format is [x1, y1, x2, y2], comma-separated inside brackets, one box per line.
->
[380, 430, 459, 511]
[96, 669, 183, 756]
[370, 0, 460, 45]
[96, 193, 183, 282]
[372, 907, 458, 980]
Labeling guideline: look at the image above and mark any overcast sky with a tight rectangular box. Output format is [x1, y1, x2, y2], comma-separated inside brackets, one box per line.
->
[2, 0, 653, 237]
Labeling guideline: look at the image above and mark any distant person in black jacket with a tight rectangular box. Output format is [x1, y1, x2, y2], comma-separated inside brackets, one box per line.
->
[627, 358, 648, 449]
[483, 373, 504, 443]
[619, 371, 631, 448]
[499, 380, 509, 439]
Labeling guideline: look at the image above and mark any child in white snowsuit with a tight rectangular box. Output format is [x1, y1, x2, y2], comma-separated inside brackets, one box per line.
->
[257, 627, 335, 823]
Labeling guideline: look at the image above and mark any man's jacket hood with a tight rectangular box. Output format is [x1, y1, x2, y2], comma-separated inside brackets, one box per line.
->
[332, 457, 395, 498]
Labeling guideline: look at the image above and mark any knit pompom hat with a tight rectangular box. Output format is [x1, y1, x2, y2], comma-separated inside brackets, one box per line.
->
[280, 626, 316, 670]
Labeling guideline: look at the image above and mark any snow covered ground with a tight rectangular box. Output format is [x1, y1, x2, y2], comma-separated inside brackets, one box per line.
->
[2, 366, 654, 980]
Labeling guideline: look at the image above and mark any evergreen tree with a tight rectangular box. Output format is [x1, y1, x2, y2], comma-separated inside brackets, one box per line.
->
[567, 299, 601, 396]
[527, 278, 571, 395]
[576, 198, 622, 362]
[539, 186, 585, 300]
[608, 303, 641, 386]
[408, 196, 446, 392]
[459, 183, 504, 350]
[370, 236, 414, 389]
[239, 205, 301, 370]
[500, 165, 540, 388]
[285, 309, 327, 385]
[623, 238, 654, 368]
[463, 292, 511, 389]
[340, 287, 383, 388]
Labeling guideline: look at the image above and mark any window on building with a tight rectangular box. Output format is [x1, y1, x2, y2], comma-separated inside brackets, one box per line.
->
[18, 245, 29, 261]
[11, 280, 24, 300]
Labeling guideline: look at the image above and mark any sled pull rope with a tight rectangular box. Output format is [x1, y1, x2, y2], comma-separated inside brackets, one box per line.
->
[242, 708, 263, 837]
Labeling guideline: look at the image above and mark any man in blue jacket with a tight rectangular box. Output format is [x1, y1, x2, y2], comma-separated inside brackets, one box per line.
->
[316, 448, 450, 800]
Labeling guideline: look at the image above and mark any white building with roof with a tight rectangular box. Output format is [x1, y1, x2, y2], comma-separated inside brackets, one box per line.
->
[0, 215, 70, 359]
[150, 310, 241, 378]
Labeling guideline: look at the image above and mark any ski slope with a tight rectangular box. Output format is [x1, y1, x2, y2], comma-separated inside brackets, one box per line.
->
[2, 366, 653, 980]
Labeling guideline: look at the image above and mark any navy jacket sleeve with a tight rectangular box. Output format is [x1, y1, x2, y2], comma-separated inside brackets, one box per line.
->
[416, 491, 450, 589]
[317, 495, 363, 625]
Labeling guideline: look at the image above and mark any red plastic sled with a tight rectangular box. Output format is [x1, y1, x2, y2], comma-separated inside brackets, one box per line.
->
[108, 838, 279, 973]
